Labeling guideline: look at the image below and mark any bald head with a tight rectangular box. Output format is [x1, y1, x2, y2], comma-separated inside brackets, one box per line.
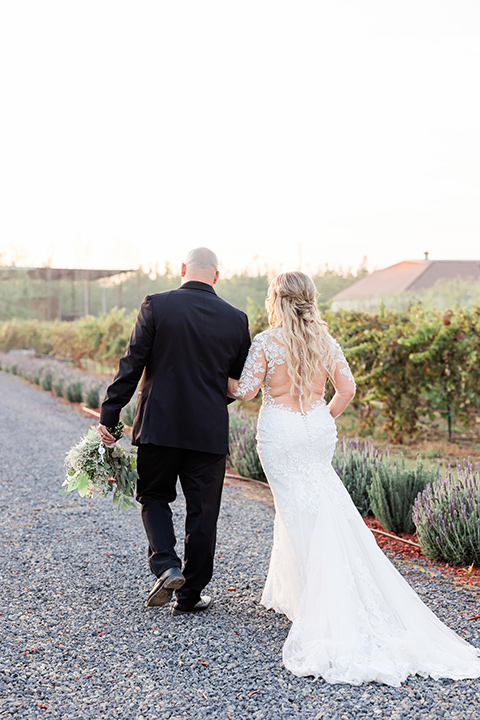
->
[181, 247, 219, 286]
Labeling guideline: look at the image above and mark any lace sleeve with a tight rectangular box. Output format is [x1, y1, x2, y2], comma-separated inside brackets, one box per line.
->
[330, 340, 356, 390]
[230, 335, 267, 401]
[327, 339, 356, 418]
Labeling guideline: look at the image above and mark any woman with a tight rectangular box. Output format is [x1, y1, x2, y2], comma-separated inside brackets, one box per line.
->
[227, 271, 480, 686]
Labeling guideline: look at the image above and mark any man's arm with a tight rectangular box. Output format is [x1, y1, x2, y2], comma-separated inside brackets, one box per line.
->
[99, 296, 156, 429]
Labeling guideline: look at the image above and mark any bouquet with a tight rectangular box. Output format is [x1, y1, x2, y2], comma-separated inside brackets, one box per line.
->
[61, 422, 138, 512]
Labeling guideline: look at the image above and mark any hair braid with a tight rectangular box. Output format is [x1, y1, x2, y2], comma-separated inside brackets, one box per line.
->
[266, 272, 336, 402]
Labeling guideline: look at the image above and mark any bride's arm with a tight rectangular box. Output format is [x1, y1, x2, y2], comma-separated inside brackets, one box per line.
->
[228, 335, 267, 401]
[326, 340, 356, 419]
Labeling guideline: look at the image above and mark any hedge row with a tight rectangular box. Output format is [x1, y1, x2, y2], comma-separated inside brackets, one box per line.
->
[0, 308, 136, 368]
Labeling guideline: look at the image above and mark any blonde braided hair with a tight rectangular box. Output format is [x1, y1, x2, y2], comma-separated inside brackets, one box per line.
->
[266, 272, 336, 403]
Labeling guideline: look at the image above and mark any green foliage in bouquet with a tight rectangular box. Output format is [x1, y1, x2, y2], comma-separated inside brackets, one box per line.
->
[368, 454, 437, 534]
[62, 422, 138, 512]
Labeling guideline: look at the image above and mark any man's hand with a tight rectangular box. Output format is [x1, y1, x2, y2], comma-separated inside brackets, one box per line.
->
[97, 424, 117, 446]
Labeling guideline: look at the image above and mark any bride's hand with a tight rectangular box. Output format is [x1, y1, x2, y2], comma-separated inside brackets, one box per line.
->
[227, 377, 239, 398]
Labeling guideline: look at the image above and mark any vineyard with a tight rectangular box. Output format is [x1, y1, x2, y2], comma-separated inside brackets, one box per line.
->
[1, 303, 480, 443]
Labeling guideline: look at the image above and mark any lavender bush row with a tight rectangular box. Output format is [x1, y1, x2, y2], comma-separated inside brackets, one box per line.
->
[0, 351, 108, 410]
[1, 351, 145, 428]
[413, 460, 480, 566]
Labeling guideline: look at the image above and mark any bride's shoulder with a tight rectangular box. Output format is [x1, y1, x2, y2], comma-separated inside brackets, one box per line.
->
[252, 327, 282, 345]
[319, 329, 339, 348]
[322, 333, 351, 366]
[252, 327, 271, 341]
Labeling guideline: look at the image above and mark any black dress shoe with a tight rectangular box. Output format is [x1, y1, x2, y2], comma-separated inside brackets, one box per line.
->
[146, 567, 185, 608]
[171, 595, 213, 616]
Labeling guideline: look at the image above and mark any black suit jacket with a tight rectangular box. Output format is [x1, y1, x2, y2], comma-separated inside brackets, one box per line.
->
[100, 281, 251, 455]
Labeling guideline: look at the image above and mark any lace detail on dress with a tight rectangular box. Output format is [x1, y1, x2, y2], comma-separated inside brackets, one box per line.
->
[232, 328, 355, 414]
[230, 332, 268, 400]
[330, 339, 356, 391]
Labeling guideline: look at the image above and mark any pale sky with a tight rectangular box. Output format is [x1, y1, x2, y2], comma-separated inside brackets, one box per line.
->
[1, 0, 479, 276]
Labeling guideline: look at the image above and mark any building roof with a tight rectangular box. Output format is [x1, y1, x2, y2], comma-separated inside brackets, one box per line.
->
[409, 261, 480, 291]
[332, 259, 480, 302]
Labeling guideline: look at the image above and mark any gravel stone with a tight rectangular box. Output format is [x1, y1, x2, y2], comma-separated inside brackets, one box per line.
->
[1, 370, 480, 719]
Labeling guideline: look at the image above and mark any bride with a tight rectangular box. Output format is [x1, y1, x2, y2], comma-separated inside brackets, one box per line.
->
[227, 271, 480, 686]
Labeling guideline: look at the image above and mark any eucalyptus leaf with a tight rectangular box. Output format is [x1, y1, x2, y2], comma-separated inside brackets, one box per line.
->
[77, 475, 90, 497]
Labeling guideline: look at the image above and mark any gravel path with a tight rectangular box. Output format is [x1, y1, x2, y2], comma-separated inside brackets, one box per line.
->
[1, 370, 479, 720]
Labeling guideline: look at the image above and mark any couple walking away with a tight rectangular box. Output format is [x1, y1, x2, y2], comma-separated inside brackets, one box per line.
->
[98, 247, 480, 686]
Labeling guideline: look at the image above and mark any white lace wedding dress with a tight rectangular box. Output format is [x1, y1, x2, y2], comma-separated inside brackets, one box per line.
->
[232, 328, 480, 686]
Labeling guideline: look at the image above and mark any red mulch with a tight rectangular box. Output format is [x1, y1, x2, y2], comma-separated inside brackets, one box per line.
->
[364, 517, 480, 590]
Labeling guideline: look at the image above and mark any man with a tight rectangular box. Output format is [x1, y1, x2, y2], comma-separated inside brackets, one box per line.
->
[98, 248, 251, 615]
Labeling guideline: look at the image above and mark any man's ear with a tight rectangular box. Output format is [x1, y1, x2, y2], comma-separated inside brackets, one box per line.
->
[181, 263, 187, 278]
[213, 270, 219, 285]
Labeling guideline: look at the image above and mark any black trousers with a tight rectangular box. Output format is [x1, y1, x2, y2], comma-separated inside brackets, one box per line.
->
[136, 444, 226, 605]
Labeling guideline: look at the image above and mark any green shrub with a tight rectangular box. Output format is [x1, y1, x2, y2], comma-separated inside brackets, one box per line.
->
[413, 460, 480, 566]
[53, 377, 65, 397]
[84, 383, 100, 410]
[332, 435, 381, 516]
[64, 381, 83, 403]
[41, 369, 53, 391]
[368, 455, 437, 534]
[228, 408, 266, 482]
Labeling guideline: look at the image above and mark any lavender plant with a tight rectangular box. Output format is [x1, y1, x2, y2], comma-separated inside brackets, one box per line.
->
[40, 367, 54, 391]
[332, 435, 380, 516]
[369, 454, 437, 535]
[413, 460, 480, 565]
[84, 382, 101, 410]
[64, 380, 83, 403]
[53, 377, 65, 397]
[228, 407, 266, 481]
